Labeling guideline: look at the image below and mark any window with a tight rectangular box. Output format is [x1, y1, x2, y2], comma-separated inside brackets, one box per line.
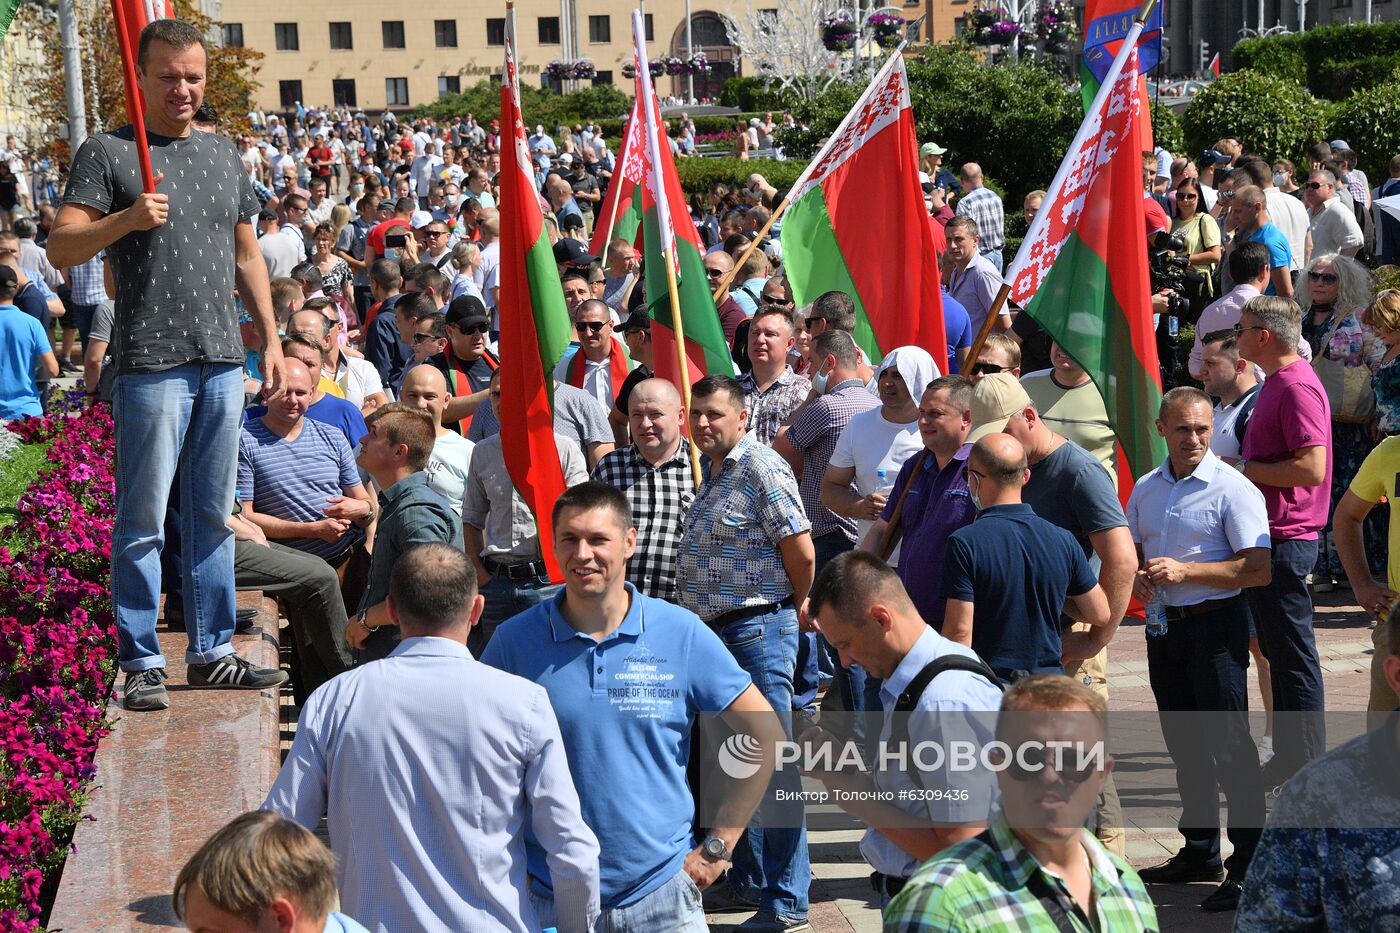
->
[382, 20, 405, 49]
[385, 77, 409, 106]
[329, 22, 353, 50]
[593, 70, 613, 86]
[435, 19, 458, 47]
[274, 22, 299, 51]
[588, 15, 611, 43]
[279, 80, 303, 109]
[332, 78, 357, 107]
[645, 13, 654, 40]
[692, 14, 730, 46]
[221, 23, 243, 47]
[486, 18, 506, 46]
[438, 75, 461, 96]
[538, 16, 560, 44]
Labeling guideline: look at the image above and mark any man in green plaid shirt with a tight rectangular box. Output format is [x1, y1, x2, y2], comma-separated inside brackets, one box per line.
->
[883, 676, 1158, 932]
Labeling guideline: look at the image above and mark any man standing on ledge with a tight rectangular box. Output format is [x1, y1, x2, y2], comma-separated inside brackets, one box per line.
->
[48, 19, 288, 711]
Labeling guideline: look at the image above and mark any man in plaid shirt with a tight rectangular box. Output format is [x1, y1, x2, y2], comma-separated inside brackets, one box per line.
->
[739, 307, 811, 447]
[591, 379, 693, 603]
[953, 163, 1006, 274]
[883, 676, 1158, 933]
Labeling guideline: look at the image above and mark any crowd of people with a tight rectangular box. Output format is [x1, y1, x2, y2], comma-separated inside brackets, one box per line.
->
[11, 14, 1398, 933]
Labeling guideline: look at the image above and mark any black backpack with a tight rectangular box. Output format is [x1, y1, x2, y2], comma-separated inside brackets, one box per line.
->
[891, 654, 1003, 756]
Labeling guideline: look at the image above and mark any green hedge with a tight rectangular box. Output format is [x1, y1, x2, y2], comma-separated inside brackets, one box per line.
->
[1233, 22, 1400, 100]
[411, 81, 632, 128]
[674, 157, 808, 196]
[1231, 34, 1308, 86]
[718, 76, 795, 112]
[1182, 70, 1329, 165]
[1329, 80, 1400, 181]
[1315, 55, 1400, 101]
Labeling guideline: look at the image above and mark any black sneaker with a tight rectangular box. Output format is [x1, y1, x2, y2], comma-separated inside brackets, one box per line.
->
[734, 912, 811, 932]
[187, 653, 289, 690]
[1201, 877, 1244, 911]
[123, 668, 169, 711]
[1137, 851, 1225, 884]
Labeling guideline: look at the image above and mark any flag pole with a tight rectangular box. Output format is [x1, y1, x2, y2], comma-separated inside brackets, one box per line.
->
[712, 198, 788, 304]
[110, 0, 156, 193]
[971, 0, 1157, 367]
[633, 8, 701, 487]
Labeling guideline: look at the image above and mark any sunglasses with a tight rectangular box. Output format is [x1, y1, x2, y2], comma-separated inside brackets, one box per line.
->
[705, 267, 725, 278]
[423, 230, 447, 238]
[970, 362, 1004, 376]
[412, 332, 441, 344]
[1308, 271, 1339, 283]
[991, 745, 1100, 785]
[1232, 323, 1266, 336]
[1177, 193, 1199, 201]
[575, 320, 607, 334]
[761, 296, 789, 306]
[803, 317, 827, 331]
[1305, 181, 1327, 190]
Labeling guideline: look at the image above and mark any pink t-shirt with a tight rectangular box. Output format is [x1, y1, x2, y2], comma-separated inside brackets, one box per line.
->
[1241, 358, 1332, 539]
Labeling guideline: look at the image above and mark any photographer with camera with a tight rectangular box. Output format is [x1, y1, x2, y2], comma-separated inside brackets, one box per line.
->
[1149, 230, 1191, 382]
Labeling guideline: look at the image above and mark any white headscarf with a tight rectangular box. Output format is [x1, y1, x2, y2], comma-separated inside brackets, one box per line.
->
[875, 345, 939, 404]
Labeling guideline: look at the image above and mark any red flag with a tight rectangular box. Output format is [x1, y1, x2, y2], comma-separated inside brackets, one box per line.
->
[587, 99, 646, 258]
[109, 0, 171, 192]
[1208, 52, 1221, 78]
[496, 12, 571, 582]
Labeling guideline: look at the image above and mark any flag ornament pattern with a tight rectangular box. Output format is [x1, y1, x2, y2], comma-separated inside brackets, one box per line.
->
[781, 52, 948, 371]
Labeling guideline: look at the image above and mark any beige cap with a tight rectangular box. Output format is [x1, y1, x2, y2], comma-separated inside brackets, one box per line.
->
[967, 373, 1031, 444]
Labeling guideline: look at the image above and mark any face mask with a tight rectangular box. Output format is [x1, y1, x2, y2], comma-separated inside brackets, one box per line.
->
[1272, 172, 1287, 188]
[445, 195, 459, 209]
[968, 479, 983, 512]
[350, 184, 364, 195]
[810, 366, 829, 395]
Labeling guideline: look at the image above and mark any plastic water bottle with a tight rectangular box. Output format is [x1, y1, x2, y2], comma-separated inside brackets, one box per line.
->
[1145, 593, 1169, 638]
[875, 468, 894, 497]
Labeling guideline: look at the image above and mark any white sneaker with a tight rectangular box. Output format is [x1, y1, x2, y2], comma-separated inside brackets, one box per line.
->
[1258, 735, 1274, 766]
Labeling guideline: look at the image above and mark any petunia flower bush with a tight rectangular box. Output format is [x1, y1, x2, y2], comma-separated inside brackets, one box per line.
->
[0, 398, 116, 930]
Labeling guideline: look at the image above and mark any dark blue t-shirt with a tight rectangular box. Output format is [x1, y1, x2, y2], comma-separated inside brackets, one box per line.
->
[939, 503, 1096, 676]
[942, 293, 973, 374]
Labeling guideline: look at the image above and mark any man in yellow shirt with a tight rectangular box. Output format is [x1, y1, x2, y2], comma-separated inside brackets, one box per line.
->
[1334, 436, 1400, 723]
[1020, 342, 1117, 487]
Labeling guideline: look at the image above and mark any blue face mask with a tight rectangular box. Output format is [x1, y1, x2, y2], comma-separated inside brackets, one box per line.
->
[968, 473, 983, 511]
[810, 366, 829, 395]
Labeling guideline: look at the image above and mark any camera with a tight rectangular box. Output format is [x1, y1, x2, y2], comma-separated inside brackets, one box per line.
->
[1149, 231, 1190, 319]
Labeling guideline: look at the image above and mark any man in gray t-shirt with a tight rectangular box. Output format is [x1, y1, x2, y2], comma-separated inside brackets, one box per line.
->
[47, 20, 286, 712]
[468, 379, 615, 468]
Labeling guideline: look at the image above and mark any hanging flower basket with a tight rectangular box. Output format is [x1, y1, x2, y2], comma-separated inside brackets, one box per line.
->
[546, 59, 596, 81]
[967, 5, 1019, 46]
[686, 53, 711, 75]
[571, 59, 596, 80]
[868, 12, 905, 48]
[1034, 0, 1077, 45]
[821, 13, 857, 51]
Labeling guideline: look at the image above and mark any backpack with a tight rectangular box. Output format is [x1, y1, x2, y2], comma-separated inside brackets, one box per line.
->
[891, 653, 1003, 787]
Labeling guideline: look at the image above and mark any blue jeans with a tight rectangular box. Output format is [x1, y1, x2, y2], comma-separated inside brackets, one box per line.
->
[468, 571, 561, 657]
[1247, 538, 1326, 780]
[981, 248, 1004, 274]
[112, 363, 244, 671]
[718, 605, 810, 920]
[529, 868, 707, 932]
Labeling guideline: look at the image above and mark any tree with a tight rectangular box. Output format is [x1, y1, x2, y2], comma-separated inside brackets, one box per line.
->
[21, 0, 263, 160]
[1182, 70, 1328, 166]
[723, 0, 849, 103]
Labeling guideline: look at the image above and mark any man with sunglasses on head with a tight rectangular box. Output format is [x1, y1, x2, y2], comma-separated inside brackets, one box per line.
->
[1126, 386, 1269, 912]
[885, 675, 1158, 932]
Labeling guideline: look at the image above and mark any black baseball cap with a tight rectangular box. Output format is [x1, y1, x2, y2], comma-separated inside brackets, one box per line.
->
[619, 309, 651, 333]
[0, 265, 15, 291]
[445, 295, 489, 329]
[553, 237, 595, 268]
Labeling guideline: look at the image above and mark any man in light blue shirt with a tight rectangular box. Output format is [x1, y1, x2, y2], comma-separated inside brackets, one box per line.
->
[0, 266, 57, 419]
[1125, 386, 1270, 912]
[802, 550, 1001, 906]
[265, 543, 601, 933]
[484, 482, 783, 931]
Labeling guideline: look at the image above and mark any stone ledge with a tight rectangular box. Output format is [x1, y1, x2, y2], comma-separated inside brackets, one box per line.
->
[47, 594, 283, 932]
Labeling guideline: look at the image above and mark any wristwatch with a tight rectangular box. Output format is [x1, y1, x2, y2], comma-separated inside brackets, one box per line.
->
[700, 835, 732, 863]
[357, 607, 378, 634]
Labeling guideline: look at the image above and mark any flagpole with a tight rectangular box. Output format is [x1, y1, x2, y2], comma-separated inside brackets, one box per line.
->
[968, 0, 1157, 366]
[633, 9, 702, 487]
[110, 0, 156, 193]
[715, 41, 907, 304]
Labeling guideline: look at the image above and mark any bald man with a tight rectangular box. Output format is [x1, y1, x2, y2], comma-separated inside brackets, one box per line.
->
[399, 365, 475, 516]
[591, 379, 694, 602]
[939, 434, 1111, 684]
[955, 162, 1006, 273]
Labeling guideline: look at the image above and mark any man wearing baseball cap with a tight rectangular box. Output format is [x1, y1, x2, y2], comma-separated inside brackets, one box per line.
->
[438, 295, 498, 435]
[919, 142, 960, 198]
[965, 372, 1135, 856]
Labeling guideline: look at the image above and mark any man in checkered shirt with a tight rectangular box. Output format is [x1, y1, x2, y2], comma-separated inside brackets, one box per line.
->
[954, 163, 1006, 274]
[739, 306, 811, 447]
[591, 379, 693, 603]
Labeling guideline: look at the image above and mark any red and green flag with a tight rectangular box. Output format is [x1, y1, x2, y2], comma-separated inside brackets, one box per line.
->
[1007, 42, 1165, 493]
[780, 52, 947, 370]
[1207, 52, 1221, 78]
[496, 12, 570, 581]
[1080, 0, 1160, 154]
[631, 15, 734, 389]
[588, 98, 645, 258]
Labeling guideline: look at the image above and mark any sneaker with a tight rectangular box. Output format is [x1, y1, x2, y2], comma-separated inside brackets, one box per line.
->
[123, 668, 169, 711]
[1137, 851, 1225, 884]
[734, 912, 811, 933]
[1201, 877, 1244, 911]
[187, 653, 289, 690]
[702, 879, 760, 913]
[1257, 735, 1274, 766]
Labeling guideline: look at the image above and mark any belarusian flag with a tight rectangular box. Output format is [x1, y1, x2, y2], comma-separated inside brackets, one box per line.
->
[1208, 52, 1221, 78]
[631, 17, 733, 388]
[1080, 0, 1160, 154]
[588, 99, 645, 257]
[780, 51, 947, 369]
[496, 12, 570, 581]
[1008, 42, 1165, 490]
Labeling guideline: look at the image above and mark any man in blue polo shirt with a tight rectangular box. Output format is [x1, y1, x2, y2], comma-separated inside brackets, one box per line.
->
[0, 265, 57, 419]
[1229, 185, 1294, 299]
[940, 434, 1112, 684]
[483, 482, 786, 932]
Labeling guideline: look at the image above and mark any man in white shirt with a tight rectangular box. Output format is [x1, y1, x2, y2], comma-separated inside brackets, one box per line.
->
[399, 366, 474, 515]
[410, 148, 444, 205]
[285, 307, 388, 412]
[1304, 168, 1363, 259]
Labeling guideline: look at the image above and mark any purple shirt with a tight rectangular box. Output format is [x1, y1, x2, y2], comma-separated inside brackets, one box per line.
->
[882, 445, 976, 623]
[1241, 358, 1332, 539]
